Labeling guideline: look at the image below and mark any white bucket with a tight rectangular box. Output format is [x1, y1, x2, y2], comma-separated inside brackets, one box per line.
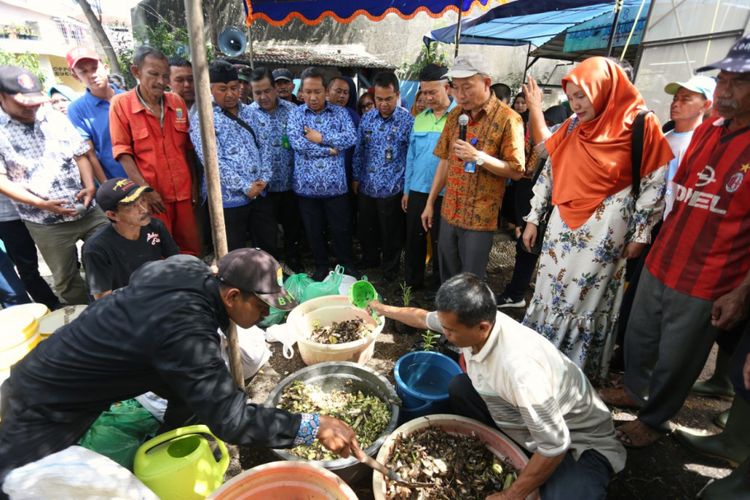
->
[287, 295, 384, 366]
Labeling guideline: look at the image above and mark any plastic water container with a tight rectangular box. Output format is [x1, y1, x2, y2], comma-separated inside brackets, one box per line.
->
[0, 307, 42, 387]
[287, 295, 384, 365]
[394, 351, 462, 419]
[38, 305, 87, 338]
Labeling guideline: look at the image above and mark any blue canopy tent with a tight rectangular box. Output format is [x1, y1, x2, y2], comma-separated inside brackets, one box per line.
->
[426, 0, 650, 80]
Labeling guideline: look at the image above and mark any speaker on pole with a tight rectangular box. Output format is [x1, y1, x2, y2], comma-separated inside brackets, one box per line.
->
[218, 27, 247, 57]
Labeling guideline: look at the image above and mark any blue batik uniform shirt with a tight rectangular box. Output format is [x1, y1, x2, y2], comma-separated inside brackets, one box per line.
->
[288, 103, 357, 198]
[67, 85, 126, 179]
[247, 98, 296, 193]
[189, 102, 269, 208]
[353, 106, 414, 198]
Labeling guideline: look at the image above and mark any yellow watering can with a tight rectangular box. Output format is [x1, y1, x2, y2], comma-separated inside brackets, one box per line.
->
[134, 424, 229, 499]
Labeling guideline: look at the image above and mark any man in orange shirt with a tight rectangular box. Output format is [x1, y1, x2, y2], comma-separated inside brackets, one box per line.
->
[109, 45, 200, 256]
[421, 54, 525, 283]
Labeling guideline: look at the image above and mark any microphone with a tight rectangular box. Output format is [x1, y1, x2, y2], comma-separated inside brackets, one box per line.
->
[458, 114, 469, 141]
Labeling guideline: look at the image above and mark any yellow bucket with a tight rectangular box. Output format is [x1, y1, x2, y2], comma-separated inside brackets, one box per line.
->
[0, 307, 39, 351]
[134, 425, 229, 499]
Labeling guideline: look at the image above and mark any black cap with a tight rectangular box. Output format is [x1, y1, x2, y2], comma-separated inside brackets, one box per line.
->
[272, 68, 293, 82]
[0, 65, 47, 106]
[217, 248, 297, 311]
[419, 64, 448, 82]
[95, 178, 152, 212]
[697, 36, 750, 74]
[236, 65, 252, 82]
[209, 60, 239, 84]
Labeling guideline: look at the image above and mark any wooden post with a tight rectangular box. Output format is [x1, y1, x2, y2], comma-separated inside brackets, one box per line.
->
[184, 0, 244, 387]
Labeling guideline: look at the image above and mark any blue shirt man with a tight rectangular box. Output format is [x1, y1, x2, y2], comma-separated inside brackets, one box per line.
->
[351, 72, 412, 280]
[288, 67, 358, 280]
[353, 105, 413, 198]
[189, 61, 274, 253]
[247, 98, 295, 193]
[66, 47, 126, 179]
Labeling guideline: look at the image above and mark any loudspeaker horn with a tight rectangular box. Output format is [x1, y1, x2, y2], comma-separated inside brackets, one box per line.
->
[218, 27, 247, 57]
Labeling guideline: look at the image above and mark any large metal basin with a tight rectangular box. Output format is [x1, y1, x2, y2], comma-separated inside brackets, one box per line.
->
[264, 361, 400, 485]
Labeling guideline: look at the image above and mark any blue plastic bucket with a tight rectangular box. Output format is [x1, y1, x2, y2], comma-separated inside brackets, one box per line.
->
[394, 351, 462, 405]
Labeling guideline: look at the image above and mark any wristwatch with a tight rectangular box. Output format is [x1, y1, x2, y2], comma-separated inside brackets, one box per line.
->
[475, 152, 485, 166]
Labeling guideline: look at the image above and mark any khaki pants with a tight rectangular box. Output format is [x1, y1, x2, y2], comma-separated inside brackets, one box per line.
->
[24, 209, 109, 305]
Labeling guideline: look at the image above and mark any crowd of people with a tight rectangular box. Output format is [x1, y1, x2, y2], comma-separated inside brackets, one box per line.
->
[0, 34, 748, 498]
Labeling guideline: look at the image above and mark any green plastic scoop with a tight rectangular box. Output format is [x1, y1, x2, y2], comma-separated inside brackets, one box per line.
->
[349, 280, 378, 309]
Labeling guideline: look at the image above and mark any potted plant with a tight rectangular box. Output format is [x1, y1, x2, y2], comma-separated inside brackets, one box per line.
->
[394, 282, 417, 335]
[0, 26, 10, 39]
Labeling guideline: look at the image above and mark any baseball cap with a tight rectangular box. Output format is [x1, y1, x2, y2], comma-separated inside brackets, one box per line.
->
[66, 47, 100, 71]
[217, 248, 297, 311]
[445, 54, 491, 79]
[664, 75, 716, 100]
[272, 68, 293, 82]
[0, 66, 48, 106]
[95, 178, 152, 212]
[697, 35, 750, 74]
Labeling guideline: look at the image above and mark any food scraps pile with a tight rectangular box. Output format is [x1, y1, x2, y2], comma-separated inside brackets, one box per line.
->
[277, 380, 390, 461]
[384, 427, 518, 499]
[309, 318, 373, 344]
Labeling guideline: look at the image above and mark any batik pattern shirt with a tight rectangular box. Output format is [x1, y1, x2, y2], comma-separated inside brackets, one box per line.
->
[247, 99, 295, 193]
[353, 106, 414, 198]
[288, 103, 357, 198]
[189, 102, 268, 208]
[0, 106, 90, 224]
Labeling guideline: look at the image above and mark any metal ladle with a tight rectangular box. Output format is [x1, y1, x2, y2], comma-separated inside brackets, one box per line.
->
[352, 443, 433, 488]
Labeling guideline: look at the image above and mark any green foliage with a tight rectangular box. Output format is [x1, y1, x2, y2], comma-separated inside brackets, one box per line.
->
[422, 329, 438, 352]
[399, 42, 453, 80]
[0, 52, 45, 83]
[400, 282, 413, 307]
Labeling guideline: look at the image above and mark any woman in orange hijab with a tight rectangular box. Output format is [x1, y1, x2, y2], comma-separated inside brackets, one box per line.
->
[520, 57, 674, 382]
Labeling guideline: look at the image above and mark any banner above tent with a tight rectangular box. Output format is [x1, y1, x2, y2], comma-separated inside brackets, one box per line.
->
[244, 0, 495, 27]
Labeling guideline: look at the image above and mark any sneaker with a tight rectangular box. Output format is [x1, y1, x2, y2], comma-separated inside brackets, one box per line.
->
[496, 294, 526, 309]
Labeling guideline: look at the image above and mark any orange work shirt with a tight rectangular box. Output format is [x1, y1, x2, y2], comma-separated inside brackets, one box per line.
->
[434, 96, 525, 231]
[109, 89, 192, 203]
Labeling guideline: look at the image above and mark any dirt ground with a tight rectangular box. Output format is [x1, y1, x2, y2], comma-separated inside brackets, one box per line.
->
[228, 233, 733, 499]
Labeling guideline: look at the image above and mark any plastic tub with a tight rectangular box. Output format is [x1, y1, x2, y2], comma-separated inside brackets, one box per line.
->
[394, 351, 462, 404]
[38, 305, 87, 337]
[0, 307, 39, 350]
[287, 295, 384, 365]
[372, 414, 539, 500]
[210, 461, 357, 500]
[265, 362, 400, 485]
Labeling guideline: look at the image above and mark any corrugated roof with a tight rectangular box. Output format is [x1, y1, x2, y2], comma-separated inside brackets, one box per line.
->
[225, 44, 395, 69]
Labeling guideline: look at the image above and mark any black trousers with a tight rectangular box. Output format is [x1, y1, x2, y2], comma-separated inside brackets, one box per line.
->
[246, 196, 278, 257]
[298, 194, 355, 271]
[358, 192, 404, 279]
[0, 219, 59, 309]
[502, 238, 539, 301]
[404, 192, 441, 288]
[268, 191, 303, 265]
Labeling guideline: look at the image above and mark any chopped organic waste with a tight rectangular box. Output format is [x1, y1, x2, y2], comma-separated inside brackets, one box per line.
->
[309, 317, 372, 344]
[384, 427, 518, 499]
[277, 380, 390, 461]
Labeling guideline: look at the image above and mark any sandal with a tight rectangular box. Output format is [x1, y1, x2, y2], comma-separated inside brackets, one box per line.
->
[616, 420, 664, 448]
[599, 387, 642, 409]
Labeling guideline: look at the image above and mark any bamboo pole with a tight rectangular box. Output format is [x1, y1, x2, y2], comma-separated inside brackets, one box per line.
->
[184, 0, 244, 387]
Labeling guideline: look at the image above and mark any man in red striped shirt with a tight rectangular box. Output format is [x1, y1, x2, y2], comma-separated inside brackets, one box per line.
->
[601, 36, 750, 447]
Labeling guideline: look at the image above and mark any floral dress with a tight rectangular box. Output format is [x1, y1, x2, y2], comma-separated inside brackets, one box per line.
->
[523, 135, 666, 382]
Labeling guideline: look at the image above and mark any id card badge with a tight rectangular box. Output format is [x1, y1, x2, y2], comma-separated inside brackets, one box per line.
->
[464, 137, 479, 173]
[281, 134, 290, 149]
[385, 147, 393, 162]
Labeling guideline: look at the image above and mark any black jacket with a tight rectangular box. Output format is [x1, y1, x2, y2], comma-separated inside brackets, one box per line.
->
[0, 255, 300, 480]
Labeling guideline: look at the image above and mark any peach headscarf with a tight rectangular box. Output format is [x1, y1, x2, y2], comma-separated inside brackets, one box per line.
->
[545, 57, 673, 230]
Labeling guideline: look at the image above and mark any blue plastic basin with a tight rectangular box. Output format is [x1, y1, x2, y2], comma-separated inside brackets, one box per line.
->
[394, 351, 462, 404]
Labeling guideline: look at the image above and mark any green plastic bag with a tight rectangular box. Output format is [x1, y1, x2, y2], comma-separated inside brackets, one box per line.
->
[284, 273, 315, 302]
[301, 265, 344, 302]
[78, 399, 160, 470]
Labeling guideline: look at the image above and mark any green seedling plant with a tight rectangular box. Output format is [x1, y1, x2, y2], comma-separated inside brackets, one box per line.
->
[422, 329, 437, 351]
[400, 282, 413, 307]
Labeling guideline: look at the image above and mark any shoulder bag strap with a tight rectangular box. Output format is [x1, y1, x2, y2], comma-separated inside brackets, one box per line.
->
[631, 110, 651, 200]
[221, 109, 260, 150]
